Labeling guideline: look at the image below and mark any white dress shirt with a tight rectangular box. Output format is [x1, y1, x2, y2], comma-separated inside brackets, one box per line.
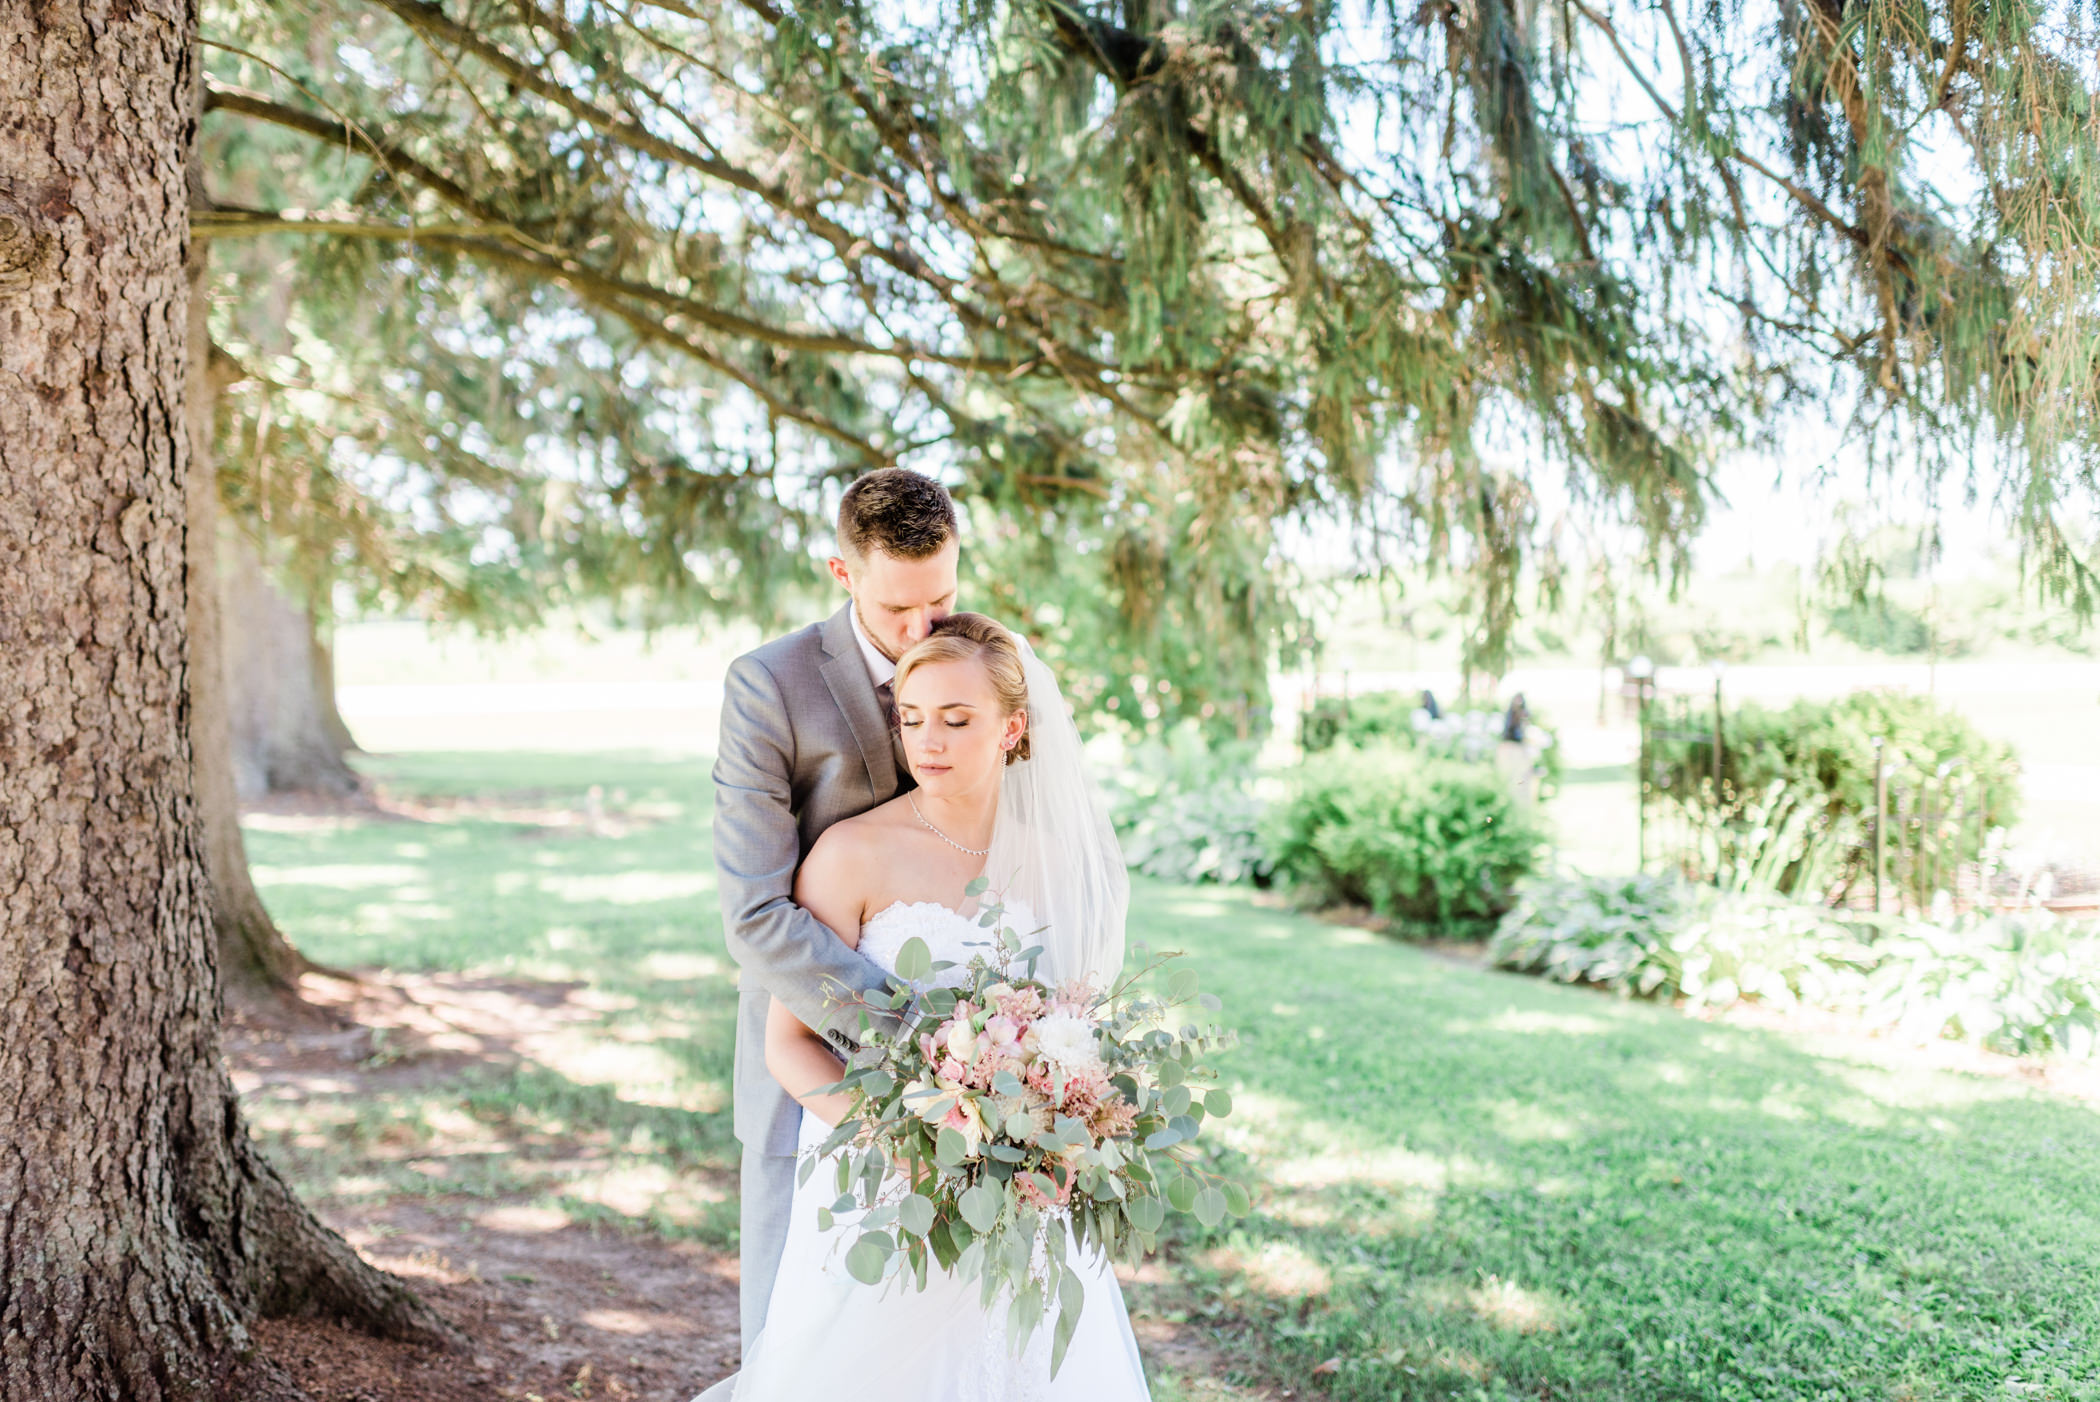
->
[848, 602, 897, 689]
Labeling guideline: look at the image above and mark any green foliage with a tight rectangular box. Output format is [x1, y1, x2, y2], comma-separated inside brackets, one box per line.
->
[1297, 692, 1422, 754]
[1492, 872, 2100, 1059]
[1649, 690, 2021, 902]
[1824, 597, 1934, 655]
[1301, 691, 1563, 797]
[1266, 747, 1547, 928]
[1105, 724, 1270, 886]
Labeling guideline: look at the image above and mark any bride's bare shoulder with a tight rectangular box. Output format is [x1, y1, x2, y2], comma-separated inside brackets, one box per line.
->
[801, 798, 919, 882]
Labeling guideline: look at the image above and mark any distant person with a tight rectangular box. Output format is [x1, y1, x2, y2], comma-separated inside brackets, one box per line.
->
[1502, 692, 1530, 742]
[1496, 692, 1547, 804]
[707, 471, 1149, 1398]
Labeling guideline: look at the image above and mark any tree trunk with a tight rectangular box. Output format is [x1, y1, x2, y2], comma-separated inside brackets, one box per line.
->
[0, 7, 459, 1397]
[186, 247, 318, 995]
[221, 532, 363, 799]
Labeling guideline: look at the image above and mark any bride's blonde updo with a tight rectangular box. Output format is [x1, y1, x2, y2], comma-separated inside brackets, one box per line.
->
[893, 613, 1031, 764]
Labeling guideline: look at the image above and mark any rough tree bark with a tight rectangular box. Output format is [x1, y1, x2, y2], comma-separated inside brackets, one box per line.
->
[0, 5, 460, 1397]
[185, 248, 317, 994]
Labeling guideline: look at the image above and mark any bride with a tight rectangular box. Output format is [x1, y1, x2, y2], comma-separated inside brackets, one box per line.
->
[698, 612, 1151, 1401]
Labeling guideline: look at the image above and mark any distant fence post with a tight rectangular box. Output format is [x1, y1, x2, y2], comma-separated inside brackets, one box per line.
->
[1710, 672, 1724, 794]
[1629, 656, 1655, 870]
[1872, 737, 1888, 915]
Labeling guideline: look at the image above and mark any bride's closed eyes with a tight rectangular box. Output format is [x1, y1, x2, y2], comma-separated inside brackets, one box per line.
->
[899, 708, 976, 729]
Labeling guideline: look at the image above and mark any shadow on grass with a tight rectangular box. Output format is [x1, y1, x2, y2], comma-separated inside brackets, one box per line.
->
[1133, 881, 2100, 1402]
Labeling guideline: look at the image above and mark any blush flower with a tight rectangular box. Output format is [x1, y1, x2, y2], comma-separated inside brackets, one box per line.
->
[945, 1019, 983, 1065]
[941, 1095, 989, 1156]
[1089, 1098, 1139, 1140]
[982, 1013, 1024, 1053]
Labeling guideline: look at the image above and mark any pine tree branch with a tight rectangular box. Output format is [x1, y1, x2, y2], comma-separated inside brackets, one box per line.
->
[190, 214, 945, 460]
[191, 208, 1039, 374]
[359, 0, 995, 327]
[359, 0, 1163, 459]
[203, 86, 507, 226]
[1567, 0, 1868, 252]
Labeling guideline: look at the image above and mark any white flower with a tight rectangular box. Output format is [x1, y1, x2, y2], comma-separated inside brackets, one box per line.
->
[1027, 1009, 1104, 1074]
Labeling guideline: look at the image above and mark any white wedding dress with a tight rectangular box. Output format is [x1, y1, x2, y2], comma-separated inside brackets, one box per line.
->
[698, 899, 1152, 1402]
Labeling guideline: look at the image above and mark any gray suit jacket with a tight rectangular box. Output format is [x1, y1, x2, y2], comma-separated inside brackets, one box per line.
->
[714, 602, 909, 1157]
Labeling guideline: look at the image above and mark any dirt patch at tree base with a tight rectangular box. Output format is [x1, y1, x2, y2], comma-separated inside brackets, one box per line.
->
[252, 1205, 738, 1402]
[226, 972, 741, 1402]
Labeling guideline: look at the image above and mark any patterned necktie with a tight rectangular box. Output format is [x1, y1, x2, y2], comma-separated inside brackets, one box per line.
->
[876, 678, 912, 787]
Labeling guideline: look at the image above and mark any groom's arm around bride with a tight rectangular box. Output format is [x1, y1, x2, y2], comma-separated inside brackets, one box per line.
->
[710, 467, 961, 1353]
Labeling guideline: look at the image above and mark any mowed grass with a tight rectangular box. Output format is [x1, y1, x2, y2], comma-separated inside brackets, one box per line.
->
[247, 752, 2100, 1401]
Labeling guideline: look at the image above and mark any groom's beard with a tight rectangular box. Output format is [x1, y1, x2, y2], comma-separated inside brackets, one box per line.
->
[854, 596, 904, 665]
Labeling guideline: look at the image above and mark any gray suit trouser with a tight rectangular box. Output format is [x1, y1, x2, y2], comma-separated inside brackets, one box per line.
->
[738, 1135, 799, 1347]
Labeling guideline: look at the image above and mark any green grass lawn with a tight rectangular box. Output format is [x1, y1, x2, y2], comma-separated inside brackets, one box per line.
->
[248, 751, 2100, 1402]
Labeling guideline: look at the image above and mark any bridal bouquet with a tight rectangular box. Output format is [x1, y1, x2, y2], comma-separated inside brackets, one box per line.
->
[807, 880, 1242, 1374]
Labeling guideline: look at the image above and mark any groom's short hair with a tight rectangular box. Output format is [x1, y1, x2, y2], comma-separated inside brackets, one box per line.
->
[837, 468, 957, 567]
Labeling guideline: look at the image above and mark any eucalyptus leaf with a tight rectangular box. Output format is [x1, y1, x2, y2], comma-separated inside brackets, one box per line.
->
[1194, 1186, 1228, 1228]
[1205, 1088, 1234, 1118]
[893, 936, 934, 984]
[1049, 1295, 1081, 1379]
[959, 1184, 1002, 1233]
[1049, 1268, 1086, 1378]
[897, 1193, 937, 1238]
[844, 1233, 893, 1285]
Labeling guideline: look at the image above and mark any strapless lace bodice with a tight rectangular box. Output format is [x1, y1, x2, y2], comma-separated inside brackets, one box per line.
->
[858, 900, 1033, 988]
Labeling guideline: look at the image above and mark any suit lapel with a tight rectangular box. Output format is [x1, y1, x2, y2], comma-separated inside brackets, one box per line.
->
[819, 604, 899, 801]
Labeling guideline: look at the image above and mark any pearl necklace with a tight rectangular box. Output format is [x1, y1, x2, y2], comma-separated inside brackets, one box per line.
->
[908, 794, 990, 857]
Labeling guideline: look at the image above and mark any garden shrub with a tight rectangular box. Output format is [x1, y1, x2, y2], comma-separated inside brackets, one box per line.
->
[1648, 690, 2020, 900]
[1491, 872, 2100, 1058]
[1301, 692, 1562, 796]
[1268, 745, 1548, 928]
[1106, 722, 1270, 885]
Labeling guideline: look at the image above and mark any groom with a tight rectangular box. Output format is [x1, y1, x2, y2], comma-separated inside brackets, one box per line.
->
[712, 467, 960, 1352]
